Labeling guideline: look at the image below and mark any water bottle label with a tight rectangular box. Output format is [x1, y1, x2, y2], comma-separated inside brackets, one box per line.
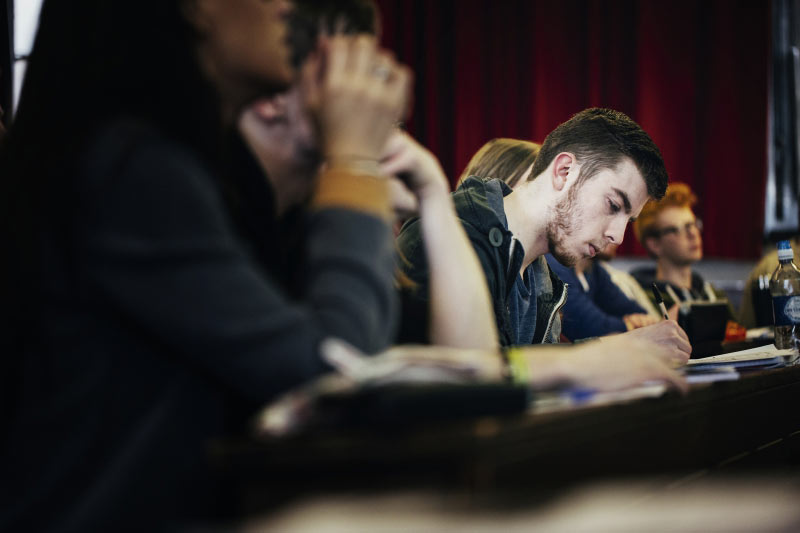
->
[772, 295, 800, 325]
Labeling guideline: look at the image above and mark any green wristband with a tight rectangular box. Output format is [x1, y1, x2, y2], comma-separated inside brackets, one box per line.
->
[505, 347, 530, 384]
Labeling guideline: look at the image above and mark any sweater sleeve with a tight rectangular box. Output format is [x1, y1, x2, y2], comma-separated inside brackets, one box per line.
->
[591, 261, 647, 317]
[77, 124, 397, 403]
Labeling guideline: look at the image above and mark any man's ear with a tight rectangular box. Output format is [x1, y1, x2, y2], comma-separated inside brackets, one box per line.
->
[550, 152, 577, 192]
[251, 95, 288, 123]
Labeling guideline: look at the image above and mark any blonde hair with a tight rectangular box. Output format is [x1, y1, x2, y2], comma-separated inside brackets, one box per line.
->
[457, 138, 541, 188]
[633, 182, 697, 243]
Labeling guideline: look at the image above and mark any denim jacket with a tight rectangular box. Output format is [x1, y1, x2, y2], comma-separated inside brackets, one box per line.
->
[397, 176, 566, 346]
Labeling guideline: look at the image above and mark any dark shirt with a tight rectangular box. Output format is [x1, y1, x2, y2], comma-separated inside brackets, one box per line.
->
[631, 267, 724, 307]
[546, 255, 645, 340]
[1, 119, 397, 531]
[225, 133, 309, 297]
[631, 266, 736, 322]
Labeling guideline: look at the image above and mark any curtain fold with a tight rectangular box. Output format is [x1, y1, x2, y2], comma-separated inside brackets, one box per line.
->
[377, 0, 770, 259]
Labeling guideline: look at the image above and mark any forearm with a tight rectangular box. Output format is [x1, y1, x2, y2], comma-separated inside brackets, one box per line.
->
[513, 344, 574, 390]
[418, 186, 499, 349]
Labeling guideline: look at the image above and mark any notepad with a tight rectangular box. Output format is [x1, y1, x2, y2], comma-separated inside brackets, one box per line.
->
[686, 344, 795, 371]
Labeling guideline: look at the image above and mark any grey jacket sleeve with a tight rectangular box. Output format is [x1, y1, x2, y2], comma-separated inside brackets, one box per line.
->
[77, 126, 397, 403]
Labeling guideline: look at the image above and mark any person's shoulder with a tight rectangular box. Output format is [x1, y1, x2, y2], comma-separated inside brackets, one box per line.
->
[86, 118, 174, 157]
[74, 118, 228, 234]
[451, 176, 503, 230]
[752, 248, 780, 277]
[79, 118, 211, 191]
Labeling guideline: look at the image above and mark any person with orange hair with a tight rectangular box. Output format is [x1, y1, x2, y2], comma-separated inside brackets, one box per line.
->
[631, 183, 728, 309]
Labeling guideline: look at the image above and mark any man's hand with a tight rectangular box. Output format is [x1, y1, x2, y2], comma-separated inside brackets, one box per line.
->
[335, 338, 689, 395]
[614, 319, 692, 365]
[379, 130, 450, 217]
[300, 35, 412, 166]
[563, 336, 689, 393]
[623, 313, 660, 330]
[523, 336, 689, 394]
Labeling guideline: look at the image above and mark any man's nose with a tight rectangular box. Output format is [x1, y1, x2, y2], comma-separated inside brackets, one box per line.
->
[606, 217, 628, 245]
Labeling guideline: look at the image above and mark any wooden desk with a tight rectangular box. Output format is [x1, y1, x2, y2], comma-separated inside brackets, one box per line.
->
[212, 364, 800, 515]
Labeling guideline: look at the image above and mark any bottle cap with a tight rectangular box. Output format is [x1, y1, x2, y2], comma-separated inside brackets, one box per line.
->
[778, 240, 794, 261]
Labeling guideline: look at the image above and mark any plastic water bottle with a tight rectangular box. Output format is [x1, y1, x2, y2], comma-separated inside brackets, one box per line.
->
[770, 240, 800, 349]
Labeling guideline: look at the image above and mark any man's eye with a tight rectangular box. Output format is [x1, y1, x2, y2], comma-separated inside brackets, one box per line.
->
[608, 200, 620, 213]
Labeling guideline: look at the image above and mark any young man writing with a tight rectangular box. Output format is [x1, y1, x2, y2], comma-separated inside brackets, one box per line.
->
[241, 9, 689, 391]
[398, 108, 690, 359]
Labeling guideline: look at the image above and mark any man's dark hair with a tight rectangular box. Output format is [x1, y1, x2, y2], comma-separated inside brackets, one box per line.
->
[289, 0, 379, 68]
[530, 108, 668, 200]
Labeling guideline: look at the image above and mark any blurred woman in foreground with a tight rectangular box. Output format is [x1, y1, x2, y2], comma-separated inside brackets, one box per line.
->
[0, 0, 411, 528]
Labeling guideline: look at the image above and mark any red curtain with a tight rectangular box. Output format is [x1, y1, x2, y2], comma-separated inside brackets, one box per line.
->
[376, 0, 770, 259]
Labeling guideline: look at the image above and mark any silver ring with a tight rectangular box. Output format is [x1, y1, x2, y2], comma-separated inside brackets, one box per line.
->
[372, 65, 391, 81]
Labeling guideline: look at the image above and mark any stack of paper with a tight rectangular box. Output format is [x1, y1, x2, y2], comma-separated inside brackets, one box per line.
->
[687, 344, 795, 371]
[682, 365, 739, 384]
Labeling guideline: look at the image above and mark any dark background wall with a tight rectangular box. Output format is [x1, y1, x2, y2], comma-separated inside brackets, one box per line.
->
[376, 0, 770, 260]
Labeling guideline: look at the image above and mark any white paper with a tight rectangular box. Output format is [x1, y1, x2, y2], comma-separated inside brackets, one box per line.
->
[686, 343, 795, 368]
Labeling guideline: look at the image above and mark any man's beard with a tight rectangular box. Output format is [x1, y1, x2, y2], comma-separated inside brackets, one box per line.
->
[596, 243, 619, 262]
[546, 184, 583, 267]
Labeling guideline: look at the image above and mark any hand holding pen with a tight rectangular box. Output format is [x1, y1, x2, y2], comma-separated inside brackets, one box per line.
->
[652, 283, 670, 320]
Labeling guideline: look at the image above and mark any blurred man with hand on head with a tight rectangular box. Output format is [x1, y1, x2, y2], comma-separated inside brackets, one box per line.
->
[235, 0, 500, 349]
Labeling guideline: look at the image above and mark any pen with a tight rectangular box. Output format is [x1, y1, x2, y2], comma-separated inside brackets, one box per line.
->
[568, 387, 596, 404]
[651, 283, 670, 320]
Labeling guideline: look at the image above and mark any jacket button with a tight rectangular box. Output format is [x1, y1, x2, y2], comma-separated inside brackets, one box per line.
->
[489, 227, 503, 247]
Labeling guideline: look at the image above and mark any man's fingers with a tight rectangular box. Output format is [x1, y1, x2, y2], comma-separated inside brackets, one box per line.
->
[384, 63, 413, 122]
[380, 155, 409, 177]
[349, 35, 376, 78]
[661, 365, 689, 394]
[379, 129, 409, 163]
[387, 177, 418, 216]
[666, 321, 692, 353]
[675, 333, 692, 355]
[299, 49, 323, 112]
[379, 137, 414, 176]
[324, 37, 349, 87]
[667, 303, 680, 321]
